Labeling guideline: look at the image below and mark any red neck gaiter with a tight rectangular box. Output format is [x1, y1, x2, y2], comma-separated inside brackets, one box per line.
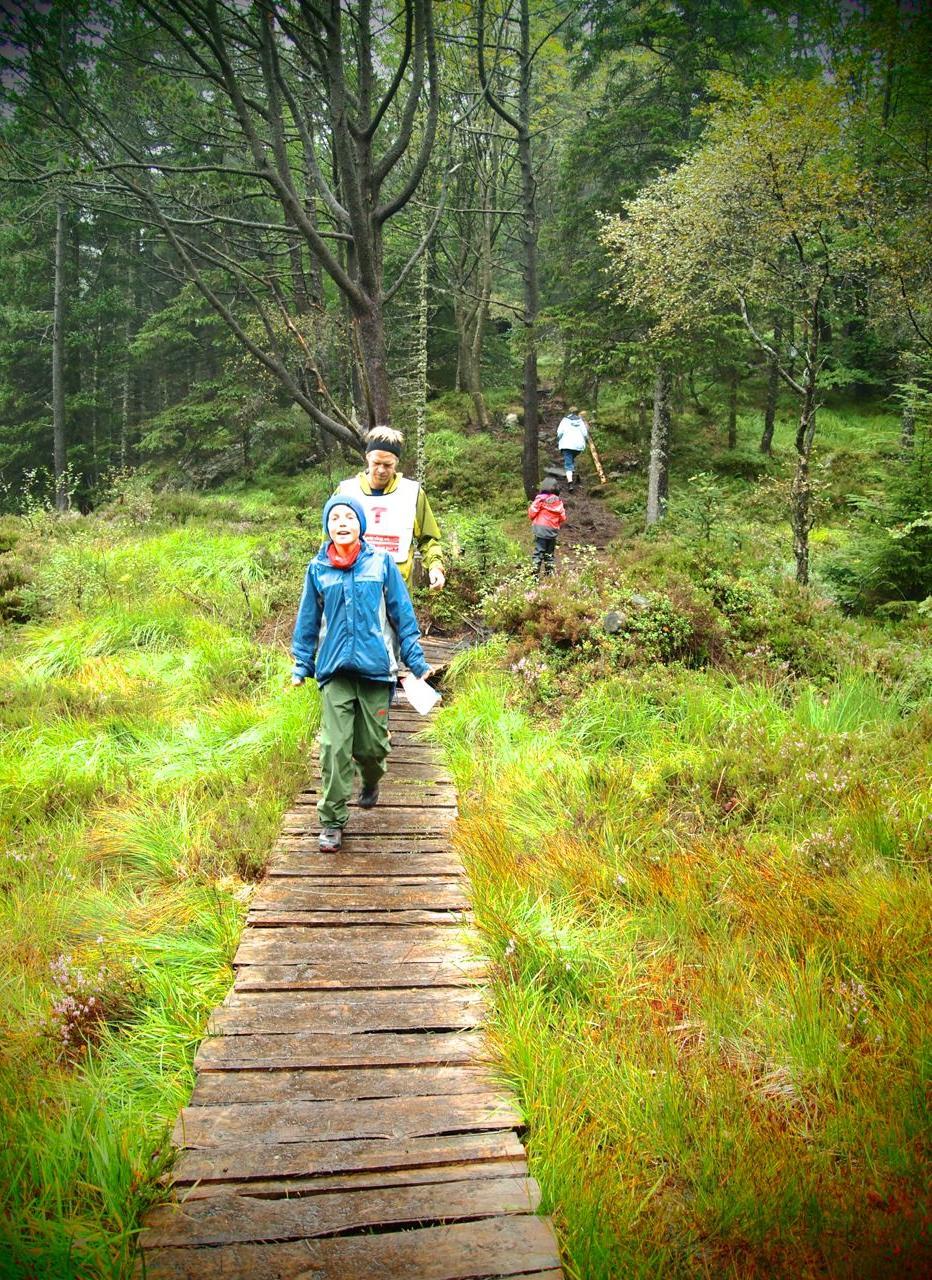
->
[327, 540, 362, 569]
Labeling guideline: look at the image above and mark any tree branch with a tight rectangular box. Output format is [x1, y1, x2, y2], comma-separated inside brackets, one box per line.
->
[736, 291, 805, 396]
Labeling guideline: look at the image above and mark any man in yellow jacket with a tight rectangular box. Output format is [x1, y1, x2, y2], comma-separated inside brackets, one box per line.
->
[336, 427, 446, 592]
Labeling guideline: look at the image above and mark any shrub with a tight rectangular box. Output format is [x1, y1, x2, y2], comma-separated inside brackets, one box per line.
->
[625, 592, 694, 662]
[424, 429, 524, 510]
[414, 510, 522, 633]
[0, 548, 33, 622]
[823, 446, 932, 613]
[704, 571, 776, 640]
[483, 568, 600, 646]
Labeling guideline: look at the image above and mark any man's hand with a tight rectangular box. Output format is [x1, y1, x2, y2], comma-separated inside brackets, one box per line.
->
[428, 565, 446, 591]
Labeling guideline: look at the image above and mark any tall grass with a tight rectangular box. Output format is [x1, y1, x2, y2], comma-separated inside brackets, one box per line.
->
[433, 645, 930, 1279]
[0, 500, 317, 1277]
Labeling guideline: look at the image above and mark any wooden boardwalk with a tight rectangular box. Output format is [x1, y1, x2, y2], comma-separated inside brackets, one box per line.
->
[138, 640, 563, 1279]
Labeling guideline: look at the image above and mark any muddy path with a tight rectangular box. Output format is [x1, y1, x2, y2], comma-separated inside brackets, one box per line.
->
[537, 398, 623, 560]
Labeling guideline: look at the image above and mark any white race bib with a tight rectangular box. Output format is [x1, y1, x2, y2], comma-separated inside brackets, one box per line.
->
[338, 475, 420, 564]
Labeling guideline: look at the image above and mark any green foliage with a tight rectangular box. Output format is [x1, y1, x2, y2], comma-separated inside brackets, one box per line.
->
[424, 429, 524, 512]
[415, 508, 523, 634]
[674, 471, 729, 540]
[824, 444, 932, 613]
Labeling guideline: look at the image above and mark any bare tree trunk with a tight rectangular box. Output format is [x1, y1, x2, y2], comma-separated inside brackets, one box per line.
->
[453, 295, 466, 393]
[469, 206, 492, 429]
[688, 368, 706, 416]
[760, 314, 782, 454]
[91, 322, 100, 487]
[791, 316, 821, 586]
[899, 351, 918, 460]
[727, 369, 738, 449]
[415, 226, 428, 484]
[52, 198, 68, 511]
[791, 429, 814, 586]
[900, 400, 915, 458]
[121, 226, 140, 470]
[646, 365, 671, 527]
[560, 339, 573, 395]
[121, 331, 131, 471]
[354, 300, 391, 427]
[478, 0, 539, 497]
[637, 396, 648, 445]
[517, 2, 539, 499]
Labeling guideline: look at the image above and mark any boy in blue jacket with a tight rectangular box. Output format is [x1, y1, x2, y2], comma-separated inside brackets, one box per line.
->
[291, 495, 431, 852]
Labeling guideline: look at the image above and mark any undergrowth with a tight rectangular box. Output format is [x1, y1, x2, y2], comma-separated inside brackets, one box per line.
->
[0, 503, 317, 1278]
[431, 639, 930, 1279]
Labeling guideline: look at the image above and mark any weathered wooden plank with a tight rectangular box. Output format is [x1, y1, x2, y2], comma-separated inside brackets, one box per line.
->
[141, 1175, 539, 1248]
[170, 1130, 524, 1186]
[282, 807, 454, 834]
[208, 989, 484, 1035]
[296, 789, 457, 805]
[190, 1064, 501, 1106]
[253, 877, 466, 899]
[275, 830, 452, 848]
[175, 1156, 530, 1201]
[247, 909, 469, 927]
[326, 757, 451, 777]
[213, 988, 485, 1013]
[250, 882, 469, 911]
[233, 959, 484, 991]
[195, 1029, 485, 1070]
[173, 1092, 521, 1148]
[505, 1272, 564, 1278]
[136, 1215, 561, 1280]
[233, 927, 477, 963]
[302, 747, 441, 769]
[372, 746, 445, 763]
[267, 853, 463, 876]
[260, 872, 464, 887]
[294, 788, 458, 808]
[272, 835, 453, 855]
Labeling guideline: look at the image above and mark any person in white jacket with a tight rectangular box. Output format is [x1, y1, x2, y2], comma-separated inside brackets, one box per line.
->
[556, 407, 589, 485]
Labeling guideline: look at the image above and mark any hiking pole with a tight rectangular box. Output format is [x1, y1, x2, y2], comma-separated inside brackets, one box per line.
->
[588, 427, 607, 484]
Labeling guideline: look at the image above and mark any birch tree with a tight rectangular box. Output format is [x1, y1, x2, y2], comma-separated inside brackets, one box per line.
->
[602, 77, 873, 584]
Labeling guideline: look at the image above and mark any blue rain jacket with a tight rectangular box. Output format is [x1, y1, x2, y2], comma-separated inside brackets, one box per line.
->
[291, 540, 429, 686]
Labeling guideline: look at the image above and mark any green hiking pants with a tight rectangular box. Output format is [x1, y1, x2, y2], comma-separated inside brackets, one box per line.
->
[318, 674, 391, 829]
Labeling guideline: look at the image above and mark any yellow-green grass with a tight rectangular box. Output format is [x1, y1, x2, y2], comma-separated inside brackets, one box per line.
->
[432, 643, 930, 1279]
[0, 510, 317, 1278]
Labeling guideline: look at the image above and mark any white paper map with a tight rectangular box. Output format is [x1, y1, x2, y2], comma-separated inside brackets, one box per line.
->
[401, 674, 442, 715]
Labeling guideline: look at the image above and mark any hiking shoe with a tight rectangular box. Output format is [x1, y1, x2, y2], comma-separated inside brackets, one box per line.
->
[358, 783, 380, 809]
[318, 826, 343, 852]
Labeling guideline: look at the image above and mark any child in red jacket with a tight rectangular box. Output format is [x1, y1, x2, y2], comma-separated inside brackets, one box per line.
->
[527, 481, 567, 576]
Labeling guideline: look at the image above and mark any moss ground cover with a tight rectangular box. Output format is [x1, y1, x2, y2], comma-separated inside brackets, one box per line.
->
[0, 496, 319, 1278]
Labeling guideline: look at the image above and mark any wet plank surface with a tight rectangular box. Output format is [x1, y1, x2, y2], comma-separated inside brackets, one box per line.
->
[138, 638, 563, 1278]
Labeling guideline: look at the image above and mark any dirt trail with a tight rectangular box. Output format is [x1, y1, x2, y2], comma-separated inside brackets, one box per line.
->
[538, 399, 623, 560]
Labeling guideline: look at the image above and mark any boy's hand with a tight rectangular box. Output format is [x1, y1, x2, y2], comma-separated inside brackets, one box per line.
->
[428, 565, 445, 590]
[291, 675, 305, 687]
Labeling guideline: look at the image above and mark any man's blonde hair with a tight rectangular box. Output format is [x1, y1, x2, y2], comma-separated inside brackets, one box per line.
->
[365, 426, 404, 449]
